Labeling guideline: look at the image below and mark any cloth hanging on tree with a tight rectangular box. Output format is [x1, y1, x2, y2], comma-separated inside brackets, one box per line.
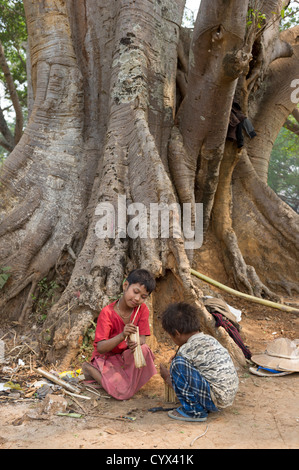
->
[203, 297, 241, 326]
[227, 102, 257, 148]
[211, 312, 252, 360]
[203, 297, 251, 359]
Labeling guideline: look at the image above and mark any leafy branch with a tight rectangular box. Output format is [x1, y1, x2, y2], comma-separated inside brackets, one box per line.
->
[247, 8, 266, 29]
[0, 266, 10, 289]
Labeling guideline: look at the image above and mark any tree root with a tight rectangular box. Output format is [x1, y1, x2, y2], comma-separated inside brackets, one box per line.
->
[212, 144, 280, 301]
[267, 279, 299, 298]
[216, 226, 280, 301]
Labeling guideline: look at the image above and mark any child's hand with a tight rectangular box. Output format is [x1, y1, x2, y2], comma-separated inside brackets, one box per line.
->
[128, 334, 146, 352]
[127, 337, 138, 352]
[160, 364, 172, 386]
[123, 323, 138, 352]
[123, 322, 137, 338]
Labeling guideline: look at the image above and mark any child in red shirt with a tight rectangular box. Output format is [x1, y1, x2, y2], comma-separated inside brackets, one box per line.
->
[82, 269, 157, 399]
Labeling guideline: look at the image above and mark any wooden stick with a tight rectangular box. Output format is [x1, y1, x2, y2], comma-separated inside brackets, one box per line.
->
[91, 415, 135, 422]
[124, 305, 141, 341]
[34, 368, 81, 394]
[63, 390, 91, 400]
[24, 342, 38, 355]
[66, 394, 87, 413]
[190, 269, 299, 313]
[190, 425, 209, 446]
[84, 386, 102, 397]
[85, 385, 111, 399]
[131, 305, 141, 325]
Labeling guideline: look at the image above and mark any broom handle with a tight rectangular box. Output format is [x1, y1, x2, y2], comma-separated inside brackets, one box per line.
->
[131, 305, 140, 325]
[124, 305, 140, 341]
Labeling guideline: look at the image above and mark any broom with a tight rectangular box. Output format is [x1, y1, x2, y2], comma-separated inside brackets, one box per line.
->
[130, 325, 147, 369]
[127, 306, 147, 369]
[164, 383, 177, 403]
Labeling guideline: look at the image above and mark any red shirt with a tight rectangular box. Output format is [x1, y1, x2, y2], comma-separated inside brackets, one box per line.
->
[91, 300, 151, 359]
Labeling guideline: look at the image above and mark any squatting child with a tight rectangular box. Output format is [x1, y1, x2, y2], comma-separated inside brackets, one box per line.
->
[160, 302, 239, 422]
[82, 269, 157, 400]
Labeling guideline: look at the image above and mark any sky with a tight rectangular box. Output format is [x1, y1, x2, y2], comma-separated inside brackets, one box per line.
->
[185, 0, 200, 17]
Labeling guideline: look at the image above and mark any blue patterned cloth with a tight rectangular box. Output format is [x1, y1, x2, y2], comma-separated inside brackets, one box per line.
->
[170, 355, 218, 418]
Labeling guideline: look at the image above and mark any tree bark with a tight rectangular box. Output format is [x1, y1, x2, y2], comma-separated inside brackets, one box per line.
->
[0, 0, 89, 322]
[0, 0, 298, 369]
[171, 0, 250, 230]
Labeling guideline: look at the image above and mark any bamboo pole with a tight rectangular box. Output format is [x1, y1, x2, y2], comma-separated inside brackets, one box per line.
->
[190, 269, 299, 314]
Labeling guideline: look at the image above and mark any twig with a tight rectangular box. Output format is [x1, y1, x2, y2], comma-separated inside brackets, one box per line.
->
[7, 345, 23, 355]
[84, 385, 112, 399]
[190, 424, 209, 446]
[0, 332, 10, 341]
[63, 390, 92, 400]
[89, 414, 135, 422]
[84, 385, 102, 397]
[65, 393, 87, 413]
[24, 342, 38, 356]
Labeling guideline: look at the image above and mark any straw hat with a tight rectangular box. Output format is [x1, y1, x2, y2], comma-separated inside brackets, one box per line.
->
[251, 338, 299, 372]
[249, 365, 293, 377]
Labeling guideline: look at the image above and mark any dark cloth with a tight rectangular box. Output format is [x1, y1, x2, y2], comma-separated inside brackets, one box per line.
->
[227, 103, 256, 148]
[211, 312, 252, 360]
[242, 117, 257, 138]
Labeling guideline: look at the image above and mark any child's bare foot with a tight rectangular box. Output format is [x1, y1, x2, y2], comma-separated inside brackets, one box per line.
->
[82, 362, 103, 387]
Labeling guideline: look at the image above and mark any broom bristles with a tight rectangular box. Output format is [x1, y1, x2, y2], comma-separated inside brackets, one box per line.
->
[164, 383, 177, 403]
[130, 326, 146, 368]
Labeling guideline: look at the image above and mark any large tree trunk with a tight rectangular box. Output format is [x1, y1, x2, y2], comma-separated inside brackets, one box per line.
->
[0, 0, 298, 369]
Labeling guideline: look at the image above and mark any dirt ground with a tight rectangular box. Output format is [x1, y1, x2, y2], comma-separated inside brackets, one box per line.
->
[0, 290, 298, 451]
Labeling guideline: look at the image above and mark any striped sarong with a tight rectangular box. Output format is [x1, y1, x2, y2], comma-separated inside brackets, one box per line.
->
[170, 355, 218, 418]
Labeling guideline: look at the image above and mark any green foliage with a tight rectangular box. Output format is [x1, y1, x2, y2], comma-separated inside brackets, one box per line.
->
[0, 0, 28, 106]
[0, 147, 6, 165]
[246, 3, 299, 32]
[280, 4, 299, 30]
[0, 266, 10, 289]
[31, 277, 60, 323]
[268, 119, 299, 214]
[78, 320, 97, 363]
[82, 321, 96, 349]
[247, 8, 266, 29]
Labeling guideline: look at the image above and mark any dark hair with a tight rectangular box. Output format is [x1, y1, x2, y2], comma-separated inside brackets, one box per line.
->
[126, 269, 156, 294]
[161, 302, 201, 336]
